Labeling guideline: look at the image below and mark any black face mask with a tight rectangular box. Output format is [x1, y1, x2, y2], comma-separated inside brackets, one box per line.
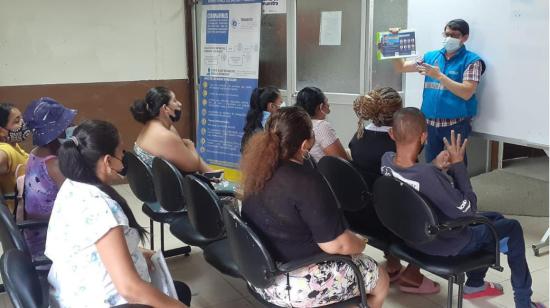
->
[112, 155, 128, 177]
[170, 109, 182, 123]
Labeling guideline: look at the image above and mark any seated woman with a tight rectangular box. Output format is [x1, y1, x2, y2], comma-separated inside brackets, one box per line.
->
[241, 86, 282, 152]
[45, 120, 191, 307]
[0, 103, 30, 212]
[348, 87, 440, 294]
[240, 106, 388, 308]
[295, 87, 348, 162]
[22, 97, 77, 259]
[131, 86, 211, 173]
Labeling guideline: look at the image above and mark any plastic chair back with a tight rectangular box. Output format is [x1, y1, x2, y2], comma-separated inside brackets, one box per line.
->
[0, 204, 29, 255]
[222, 206, 277, 288]
[124, 151, 156, 203]
[183, 175, 225, 240]
[317, 156, 371, 212]
[373, 176, 438, 245]
[151, 157, 186, 212]
[303, 155, 317, 169]
[0, 249, 46, 308]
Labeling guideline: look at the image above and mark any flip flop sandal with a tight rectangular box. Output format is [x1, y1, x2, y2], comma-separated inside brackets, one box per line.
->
[389, 268, 403, 283]
[399, 276, 441, 294]
[463, 282, 504, 299]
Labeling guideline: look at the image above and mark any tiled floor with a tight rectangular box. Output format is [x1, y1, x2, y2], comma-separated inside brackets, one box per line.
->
[0, 184, 548, 307]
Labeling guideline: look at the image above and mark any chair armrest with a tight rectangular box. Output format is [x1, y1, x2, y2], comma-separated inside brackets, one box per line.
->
[434, 216, 491, 232]
[17, 219, 49, 230]
[32, 255, 52, 267]
[2, 193, 16, 200]
[278, 253, 368, 308]
[432, 216, 504, 272]
[216, 191, 235, 197]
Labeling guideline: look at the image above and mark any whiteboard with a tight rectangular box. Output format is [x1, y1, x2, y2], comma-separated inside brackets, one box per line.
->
[405, 0, 549, 148]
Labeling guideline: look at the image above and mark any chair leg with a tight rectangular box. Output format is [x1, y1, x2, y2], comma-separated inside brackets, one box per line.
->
[457, 281, 464, 308]
[160, 222, 165, 253]
[149, 218, 154, 250]
[447, 276, 455, 308]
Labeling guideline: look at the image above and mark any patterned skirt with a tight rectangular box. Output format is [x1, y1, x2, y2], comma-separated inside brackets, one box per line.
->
[251, 254, 379, 307]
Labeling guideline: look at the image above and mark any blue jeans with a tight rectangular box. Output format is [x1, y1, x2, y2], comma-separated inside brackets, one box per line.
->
[425, 119, 472, 165]
[457, 212, 533, 308]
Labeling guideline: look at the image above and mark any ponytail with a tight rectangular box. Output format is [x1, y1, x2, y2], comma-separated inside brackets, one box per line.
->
[240, 131, 281, 198]
[240, 106, 312, 198]
[130, 87, 173, 124]
[58, 120, 147, 241]
[243, 86, 280, 135]
[130, 99, 155, 124]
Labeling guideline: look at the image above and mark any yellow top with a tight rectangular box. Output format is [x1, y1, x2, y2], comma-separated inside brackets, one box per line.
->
[0, 142, 29, 211]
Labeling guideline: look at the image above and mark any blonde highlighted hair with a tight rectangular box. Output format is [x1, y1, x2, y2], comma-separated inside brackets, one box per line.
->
[353, 87, 402, 138]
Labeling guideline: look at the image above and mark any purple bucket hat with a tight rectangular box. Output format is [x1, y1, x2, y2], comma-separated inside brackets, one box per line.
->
[23, 97, 77, 146]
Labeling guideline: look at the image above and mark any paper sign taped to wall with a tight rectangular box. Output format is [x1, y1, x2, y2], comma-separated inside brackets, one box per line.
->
[319, 11, 342, 46]
[376, 29, 417, 59]
[263, 0, 286, 14]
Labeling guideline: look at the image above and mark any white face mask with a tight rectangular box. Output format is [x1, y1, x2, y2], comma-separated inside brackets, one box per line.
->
[443, 37, 461, 53]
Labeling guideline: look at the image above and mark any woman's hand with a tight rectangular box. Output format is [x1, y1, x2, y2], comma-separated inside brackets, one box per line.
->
[141, 248, 156, 272]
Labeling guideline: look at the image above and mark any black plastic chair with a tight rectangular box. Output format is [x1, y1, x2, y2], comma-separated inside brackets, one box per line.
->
[0, 249, 48, 308]
[152, 157, 217, 251]
[222, 205, 369, 308]
[317, 156, 392, 251]
[373, 176, 503, 308]
[124, 152, 190, 257]
[303, 155, 317, 169]
[173, 175, 240, 277]
[0, 204, 51, 268]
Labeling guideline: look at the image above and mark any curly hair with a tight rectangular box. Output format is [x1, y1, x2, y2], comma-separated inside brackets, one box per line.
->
[353, 87, 402, 139]
[240, 106, 312, 198]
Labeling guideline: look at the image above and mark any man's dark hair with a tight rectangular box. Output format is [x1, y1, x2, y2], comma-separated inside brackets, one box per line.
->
[392, 107, 426, 143]
[445, 19, 470, 36]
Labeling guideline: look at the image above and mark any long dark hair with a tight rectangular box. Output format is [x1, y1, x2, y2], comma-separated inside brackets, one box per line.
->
[242, 86, 280, 144]
[0, 103, 15, 128]
[241, 106, 312, 197]
[130, 87, 173, 124]
[58, 120, 147, 240]
[295, 87, 326, 117]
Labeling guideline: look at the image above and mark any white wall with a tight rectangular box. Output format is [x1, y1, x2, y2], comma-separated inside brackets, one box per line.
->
[0, 0, 188, 86]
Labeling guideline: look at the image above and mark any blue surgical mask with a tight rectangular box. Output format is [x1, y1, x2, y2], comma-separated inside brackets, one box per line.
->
[261, 111, 270, 127]
[443, 37, 461, 53]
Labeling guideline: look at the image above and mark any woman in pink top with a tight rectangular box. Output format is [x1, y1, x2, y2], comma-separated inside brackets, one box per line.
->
[295, 87, 349, 162]
[23, 97, 77, 258]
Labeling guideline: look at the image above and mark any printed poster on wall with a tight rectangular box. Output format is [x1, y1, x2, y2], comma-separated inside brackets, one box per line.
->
[198, 0, 262, 169]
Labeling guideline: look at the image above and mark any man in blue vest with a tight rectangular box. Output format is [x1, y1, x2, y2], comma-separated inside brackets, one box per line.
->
[392, 19, 485, 164]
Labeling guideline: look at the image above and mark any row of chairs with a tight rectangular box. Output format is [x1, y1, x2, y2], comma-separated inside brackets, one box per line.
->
[0, 153, 503, 308]
[125, 152, 372, 307]
[317, 156, 504, 308]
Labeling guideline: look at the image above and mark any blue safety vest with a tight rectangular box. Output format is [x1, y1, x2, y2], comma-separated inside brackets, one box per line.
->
[421, 46, 482, 119]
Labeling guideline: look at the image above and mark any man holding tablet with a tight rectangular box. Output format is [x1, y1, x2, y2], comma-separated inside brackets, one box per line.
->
[391, 19, 485, 164]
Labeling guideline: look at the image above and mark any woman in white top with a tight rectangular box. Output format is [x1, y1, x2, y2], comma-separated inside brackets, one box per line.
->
[45, 120, 190, 308]
[295, 87, 348, 162]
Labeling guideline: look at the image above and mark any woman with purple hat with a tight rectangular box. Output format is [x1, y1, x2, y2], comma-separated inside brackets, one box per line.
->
[22, 97, 77, 259]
